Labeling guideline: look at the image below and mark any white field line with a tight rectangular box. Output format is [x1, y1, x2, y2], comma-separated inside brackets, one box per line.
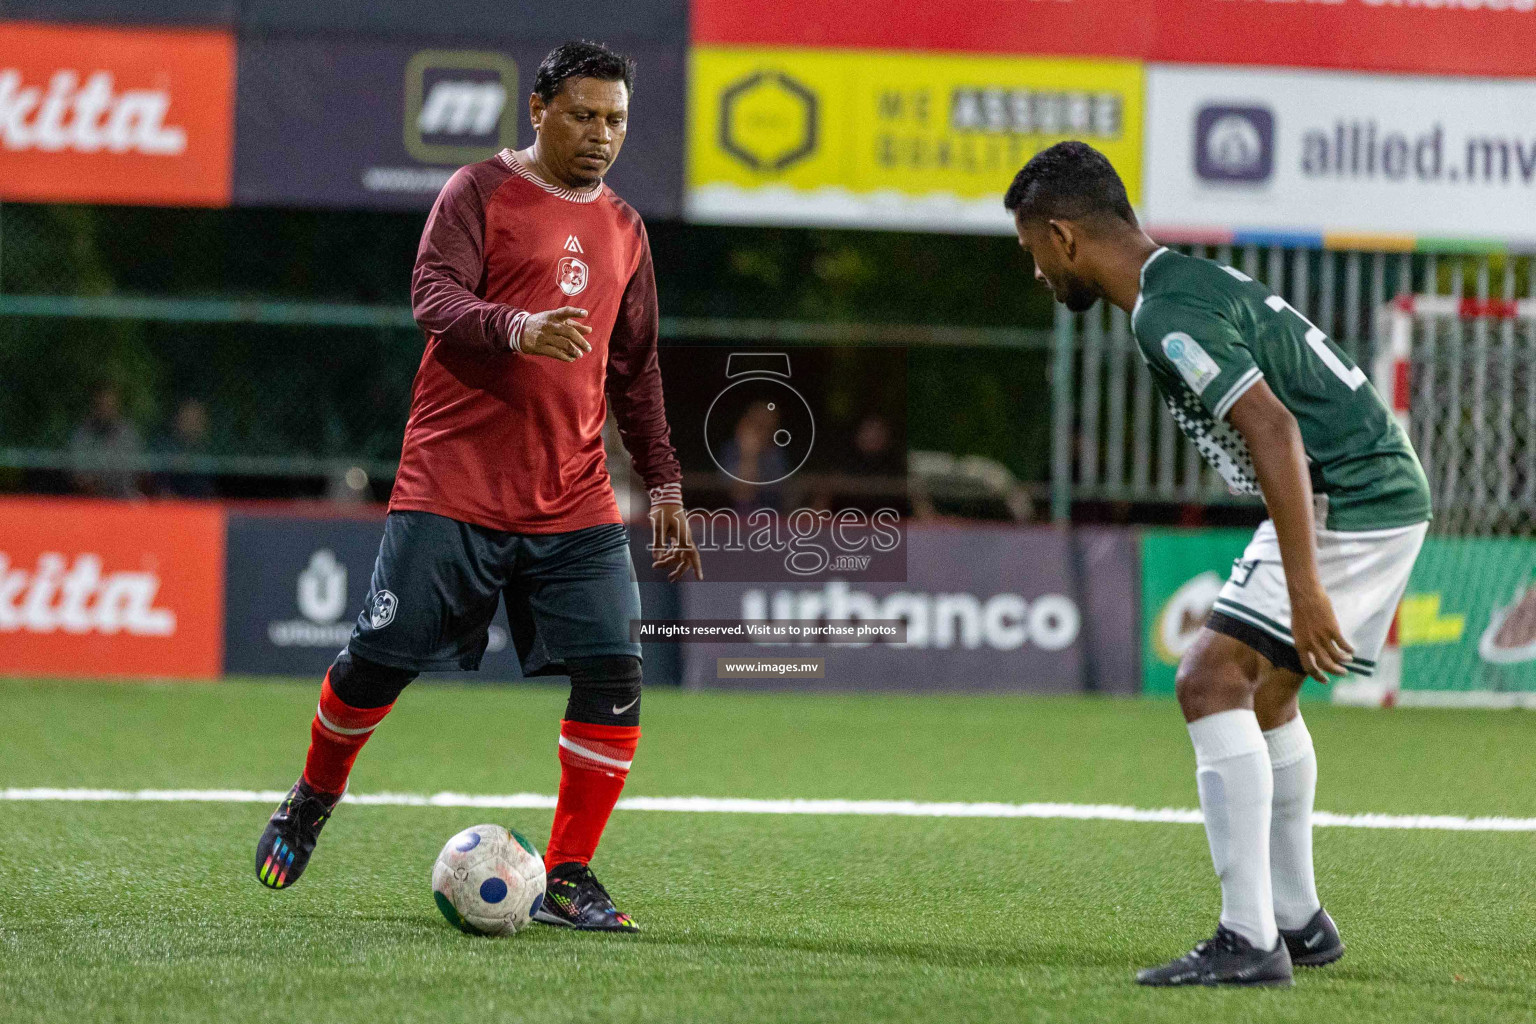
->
[3, 787, 1536, 832]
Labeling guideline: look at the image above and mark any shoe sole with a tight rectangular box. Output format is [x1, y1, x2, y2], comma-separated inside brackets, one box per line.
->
[531, 909, 639, 933]
[1290, 945, 1345, 968]
[1138, 976, 1293, 988]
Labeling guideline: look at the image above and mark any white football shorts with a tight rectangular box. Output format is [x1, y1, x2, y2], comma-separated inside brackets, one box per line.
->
[1209, 519, 1429, 677]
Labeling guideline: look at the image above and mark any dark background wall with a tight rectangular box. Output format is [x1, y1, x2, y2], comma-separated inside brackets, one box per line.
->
[0, 1, 688, 36]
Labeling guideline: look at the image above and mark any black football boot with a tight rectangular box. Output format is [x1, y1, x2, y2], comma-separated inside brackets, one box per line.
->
[532, 862, 640, 932]
[1136, 925, 1294, 987]
[1281, 907, 1345, 967]
[255, 778, 341, 890]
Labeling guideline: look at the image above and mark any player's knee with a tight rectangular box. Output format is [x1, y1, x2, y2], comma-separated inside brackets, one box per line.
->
[564, 655, 643, 726]
[329, 649, 418, 710]
[1253, 671, 1304, 730]
[1174, 655, 1249, 721]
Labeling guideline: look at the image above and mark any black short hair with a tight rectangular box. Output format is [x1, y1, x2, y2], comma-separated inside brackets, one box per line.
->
[533, 40, 636, 103]
[1003, 141, 1136, 227]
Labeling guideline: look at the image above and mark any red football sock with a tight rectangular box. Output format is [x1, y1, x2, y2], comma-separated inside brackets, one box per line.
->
[301, 669, 394, 797]
[544, 720, 640, 870]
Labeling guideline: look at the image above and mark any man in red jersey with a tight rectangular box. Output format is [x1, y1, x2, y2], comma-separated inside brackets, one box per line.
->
[255, 41, 702, 932]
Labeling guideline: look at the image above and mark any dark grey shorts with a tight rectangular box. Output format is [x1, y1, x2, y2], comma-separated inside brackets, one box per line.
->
[348, 511, 642, 675]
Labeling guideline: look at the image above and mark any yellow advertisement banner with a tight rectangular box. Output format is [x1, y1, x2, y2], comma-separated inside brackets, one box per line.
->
[688, 46, 1143, 232]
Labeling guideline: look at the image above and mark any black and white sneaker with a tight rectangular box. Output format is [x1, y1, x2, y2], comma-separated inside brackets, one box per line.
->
[1281, 908, 1345, 967]
[532, 862, 640, 932]
[255, 778, 340, 890]
[1136, 925, 1294, 987]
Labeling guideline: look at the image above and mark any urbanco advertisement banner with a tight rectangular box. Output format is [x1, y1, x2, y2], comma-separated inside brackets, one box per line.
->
[1145, 65, 1536, 244]
[233, 37, 684, 216]
[0, 499, 225, 679]
[0, 22, 235, 205]
[674, 526, 1140, 693]
[693, 0, 1536, 78]
[687, 46, 1142, 233]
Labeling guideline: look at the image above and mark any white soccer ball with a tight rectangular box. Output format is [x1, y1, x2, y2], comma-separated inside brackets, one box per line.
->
[431, 824, 547, 936]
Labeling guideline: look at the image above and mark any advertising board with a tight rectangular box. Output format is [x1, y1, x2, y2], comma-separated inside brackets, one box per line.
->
[234, 37, 683, 216]
[1145, 64, 1536, 245]
[0, 499, 225, 679]
[0, 22, 234, 205]
[223, 512, 527, 679]
[1397, 536, 1536, 699]
[694, 0, 1536, 77]
[676, 526, 1140, 693]
[688, 46, 1141, 232]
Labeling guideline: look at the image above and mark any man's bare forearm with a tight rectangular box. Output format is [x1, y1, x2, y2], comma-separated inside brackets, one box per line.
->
[1228, 383, 1321, 596]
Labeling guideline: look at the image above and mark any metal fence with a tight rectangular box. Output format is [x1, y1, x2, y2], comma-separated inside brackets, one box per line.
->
[1049, 245, 1536, 526]
[1396, 282, 1536, 539]
[4, 190, 1530, 527]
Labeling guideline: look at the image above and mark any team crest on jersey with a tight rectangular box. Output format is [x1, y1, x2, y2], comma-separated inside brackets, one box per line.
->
[368, 590, 397, 630]
[557, 256, 589, 297]
[1161, 331, 1221, 395]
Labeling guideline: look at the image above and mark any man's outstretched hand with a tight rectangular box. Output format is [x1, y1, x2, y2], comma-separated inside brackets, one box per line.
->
[650, 503, 704, 582]
[521, 306, 592, 361]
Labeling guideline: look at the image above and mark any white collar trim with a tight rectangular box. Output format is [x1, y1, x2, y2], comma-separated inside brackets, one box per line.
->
[1132, 246, 1170, 323]
[499, 149, 605, 204]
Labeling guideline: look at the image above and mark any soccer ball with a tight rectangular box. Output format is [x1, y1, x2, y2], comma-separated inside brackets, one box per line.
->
[431, 824, 547, 936]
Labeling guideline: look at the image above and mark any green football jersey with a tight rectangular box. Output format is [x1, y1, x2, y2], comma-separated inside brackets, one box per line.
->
[1131, 248, 1431, 531]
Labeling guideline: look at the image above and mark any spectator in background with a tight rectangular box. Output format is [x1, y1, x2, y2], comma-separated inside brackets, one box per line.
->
[156, 398, 217, 499]
[851, 414, 902, 477]
[70, 384, 144, 498]
[718, 400, 787, 511]
[841, 413, 905, 513]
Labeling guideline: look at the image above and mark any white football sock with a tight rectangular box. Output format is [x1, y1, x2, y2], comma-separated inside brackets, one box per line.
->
[1265, 715, 1322, 930]
[1188, 709, 1277, 950]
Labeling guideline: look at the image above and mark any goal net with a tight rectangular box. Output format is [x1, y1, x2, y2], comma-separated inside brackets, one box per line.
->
[1341, 294, 1536, 707]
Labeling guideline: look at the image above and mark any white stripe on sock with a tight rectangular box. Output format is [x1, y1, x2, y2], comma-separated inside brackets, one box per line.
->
[315, 705, 377, 737]
[558, 736, 633, 771]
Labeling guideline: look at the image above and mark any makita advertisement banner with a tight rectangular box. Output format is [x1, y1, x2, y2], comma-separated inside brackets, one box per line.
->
[0, 498, 225, 679]
[0, 21, 235, 205]
[675, 526, 1139, 694]
[233, 37, 684, 216]
[1144, 64, 1536, 244]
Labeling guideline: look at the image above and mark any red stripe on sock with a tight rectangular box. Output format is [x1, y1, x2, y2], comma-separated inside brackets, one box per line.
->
[544, 720, 640, 870]
[301, 669, 393, 796]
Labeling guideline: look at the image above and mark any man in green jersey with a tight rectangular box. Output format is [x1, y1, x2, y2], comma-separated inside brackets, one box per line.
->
[1005, 142, 1431, 988]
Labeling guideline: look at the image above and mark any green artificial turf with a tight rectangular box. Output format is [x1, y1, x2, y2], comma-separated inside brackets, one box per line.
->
[1, 678, 1533, 1023]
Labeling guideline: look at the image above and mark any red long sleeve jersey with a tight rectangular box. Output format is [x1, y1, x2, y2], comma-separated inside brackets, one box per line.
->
[390, 150, 682, 534]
